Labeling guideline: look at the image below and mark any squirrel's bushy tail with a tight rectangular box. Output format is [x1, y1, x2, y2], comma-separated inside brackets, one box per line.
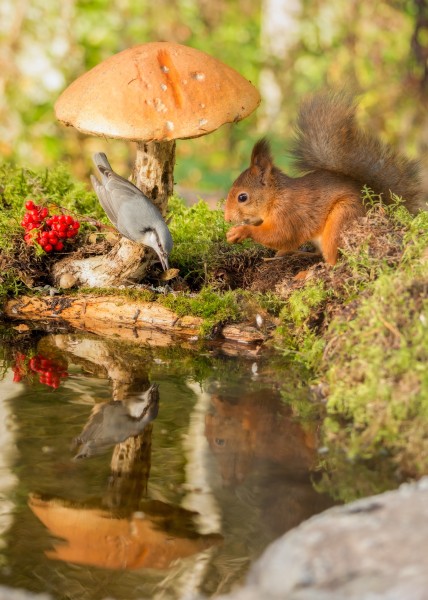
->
[291, 92, 424, 213]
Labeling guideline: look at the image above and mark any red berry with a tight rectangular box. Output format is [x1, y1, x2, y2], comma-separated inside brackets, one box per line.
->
[65, 215, 73, 224]
[59, 215, 66, 223]
[54, 242, 64, 251]
[66, 230, 75, 238]
[73, 221, 80, 229]
[40, 207, 49, 219]
[44, 244, 53, 252]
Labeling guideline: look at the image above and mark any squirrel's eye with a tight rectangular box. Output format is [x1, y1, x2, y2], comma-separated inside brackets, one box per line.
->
[238, 193, 248, 203]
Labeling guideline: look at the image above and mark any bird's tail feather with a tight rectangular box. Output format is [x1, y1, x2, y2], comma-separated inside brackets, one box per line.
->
[92, 152, 112, 173]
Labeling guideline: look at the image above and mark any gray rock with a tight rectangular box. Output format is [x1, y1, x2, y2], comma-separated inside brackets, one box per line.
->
[218, 478, 428, 600]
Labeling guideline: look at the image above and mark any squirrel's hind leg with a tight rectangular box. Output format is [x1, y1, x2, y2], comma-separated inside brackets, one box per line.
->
[321, 198, 364, 265]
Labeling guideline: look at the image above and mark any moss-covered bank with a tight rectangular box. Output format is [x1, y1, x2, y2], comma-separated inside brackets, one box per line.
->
[1, 163, 427, 498]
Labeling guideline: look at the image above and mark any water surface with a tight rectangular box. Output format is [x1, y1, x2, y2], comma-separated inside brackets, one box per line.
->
[0, 327, 333, 599]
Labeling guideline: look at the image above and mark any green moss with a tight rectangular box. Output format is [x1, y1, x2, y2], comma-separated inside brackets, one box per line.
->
[167, 195, 261, 287]
[324, 268, 428, 464]
[159, 286, 242, 336]
[273, 280, 329, 367]
[0, 162, 107, 300]
[76, 287, 157, 302]
[0, 162, 105, 234]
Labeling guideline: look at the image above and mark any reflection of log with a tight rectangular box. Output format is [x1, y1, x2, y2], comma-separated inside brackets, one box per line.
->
[4, 295, 265, 348]
[106, 425, 153, 512]
[45, 333, 155, 507]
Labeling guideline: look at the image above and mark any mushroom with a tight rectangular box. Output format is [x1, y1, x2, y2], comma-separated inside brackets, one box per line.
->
[53, 42, 260, 287]
[55, 41, 261, 217]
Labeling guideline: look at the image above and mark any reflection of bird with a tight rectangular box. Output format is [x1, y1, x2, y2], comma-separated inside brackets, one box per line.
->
[73, 384, 159, 459]
[90, 152, 173, 270]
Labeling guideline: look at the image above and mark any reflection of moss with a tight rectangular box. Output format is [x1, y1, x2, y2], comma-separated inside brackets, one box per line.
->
[315, 449, 399, 503]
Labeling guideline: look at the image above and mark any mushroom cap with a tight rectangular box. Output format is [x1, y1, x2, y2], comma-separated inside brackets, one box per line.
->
[55, 42, 261, 142]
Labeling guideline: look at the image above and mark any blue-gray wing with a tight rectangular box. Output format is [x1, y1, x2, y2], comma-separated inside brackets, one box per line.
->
[91, 153, 159, 239]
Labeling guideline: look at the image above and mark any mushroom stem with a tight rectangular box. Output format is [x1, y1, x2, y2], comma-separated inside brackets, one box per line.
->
[132, 140, 176, 217]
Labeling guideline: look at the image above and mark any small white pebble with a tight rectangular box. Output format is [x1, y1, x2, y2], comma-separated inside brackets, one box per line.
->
[251, 362, 258, 375]
[255, 314, 263, 328]
[133, 511, 146, 519]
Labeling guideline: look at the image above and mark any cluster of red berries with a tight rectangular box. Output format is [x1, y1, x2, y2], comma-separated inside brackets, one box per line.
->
[13, 352, 69, 389]
[21, 200, 80, 252]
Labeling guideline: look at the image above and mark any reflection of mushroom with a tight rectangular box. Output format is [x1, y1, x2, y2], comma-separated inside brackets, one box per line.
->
[55, 42, 260, 215]
[53, 42, 260, 287]
[29, 495, 222, 570]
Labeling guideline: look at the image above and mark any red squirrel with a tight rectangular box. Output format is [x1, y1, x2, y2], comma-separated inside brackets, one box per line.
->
[224, 92, 425, 265]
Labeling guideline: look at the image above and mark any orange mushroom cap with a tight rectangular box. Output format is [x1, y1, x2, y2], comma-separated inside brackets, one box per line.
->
[55, 42, 261, 142]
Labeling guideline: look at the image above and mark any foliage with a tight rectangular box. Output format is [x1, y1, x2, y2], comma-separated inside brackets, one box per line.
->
[0, 162, 105, 299]
[2, 0, 428, 194]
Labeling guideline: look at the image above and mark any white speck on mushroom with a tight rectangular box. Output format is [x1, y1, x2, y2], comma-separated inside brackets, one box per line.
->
[160, 83, 167, 91]
[153, 97, 168, 113]
[192, 72, 205, 81]
[182, 79, 188, 85]
[199, 118, 208, 126]
[200, 103, 205, 108]
[161, 65, 169, 73]
[165, 121, 174, 131]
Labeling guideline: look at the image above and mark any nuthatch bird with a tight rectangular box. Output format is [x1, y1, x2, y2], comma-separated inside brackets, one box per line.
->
[72, 383, 159, 459]
[91, 152, 173, 270]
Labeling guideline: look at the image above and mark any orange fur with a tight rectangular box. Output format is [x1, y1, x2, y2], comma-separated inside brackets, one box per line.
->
[224, 93, 424, 265]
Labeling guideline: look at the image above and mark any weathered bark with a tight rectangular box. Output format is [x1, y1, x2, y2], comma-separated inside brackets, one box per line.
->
[132, 140, 176, 217]
[52, 237, 153, 288]
[4, 295, 266, 352]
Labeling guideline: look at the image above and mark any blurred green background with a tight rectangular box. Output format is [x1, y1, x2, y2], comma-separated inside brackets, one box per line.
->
[1, 0, 427, 201]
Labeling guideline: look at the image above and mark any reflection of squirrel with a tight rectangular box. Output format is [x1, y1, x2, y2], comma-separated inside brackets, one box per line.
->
[224, 92, 425, 265]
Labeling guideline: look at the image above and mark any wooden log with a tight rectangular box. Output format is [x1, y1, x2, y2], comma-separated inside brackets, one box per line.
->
[3, 295, 266, 349]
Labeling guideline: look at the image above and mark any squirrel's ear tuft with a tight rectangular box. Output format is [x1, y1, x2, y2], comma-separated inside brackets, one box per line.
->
[250, 138, 273, 185]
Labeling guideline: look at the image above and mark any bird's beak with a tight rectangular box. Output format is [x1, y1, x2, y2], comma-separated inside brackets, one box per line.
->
[156, 251, 169, 271]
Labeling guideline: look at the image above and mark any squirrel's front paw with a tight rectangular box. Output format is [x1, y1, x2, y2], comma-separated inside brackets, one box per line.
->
[226, 225, 248, 244]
